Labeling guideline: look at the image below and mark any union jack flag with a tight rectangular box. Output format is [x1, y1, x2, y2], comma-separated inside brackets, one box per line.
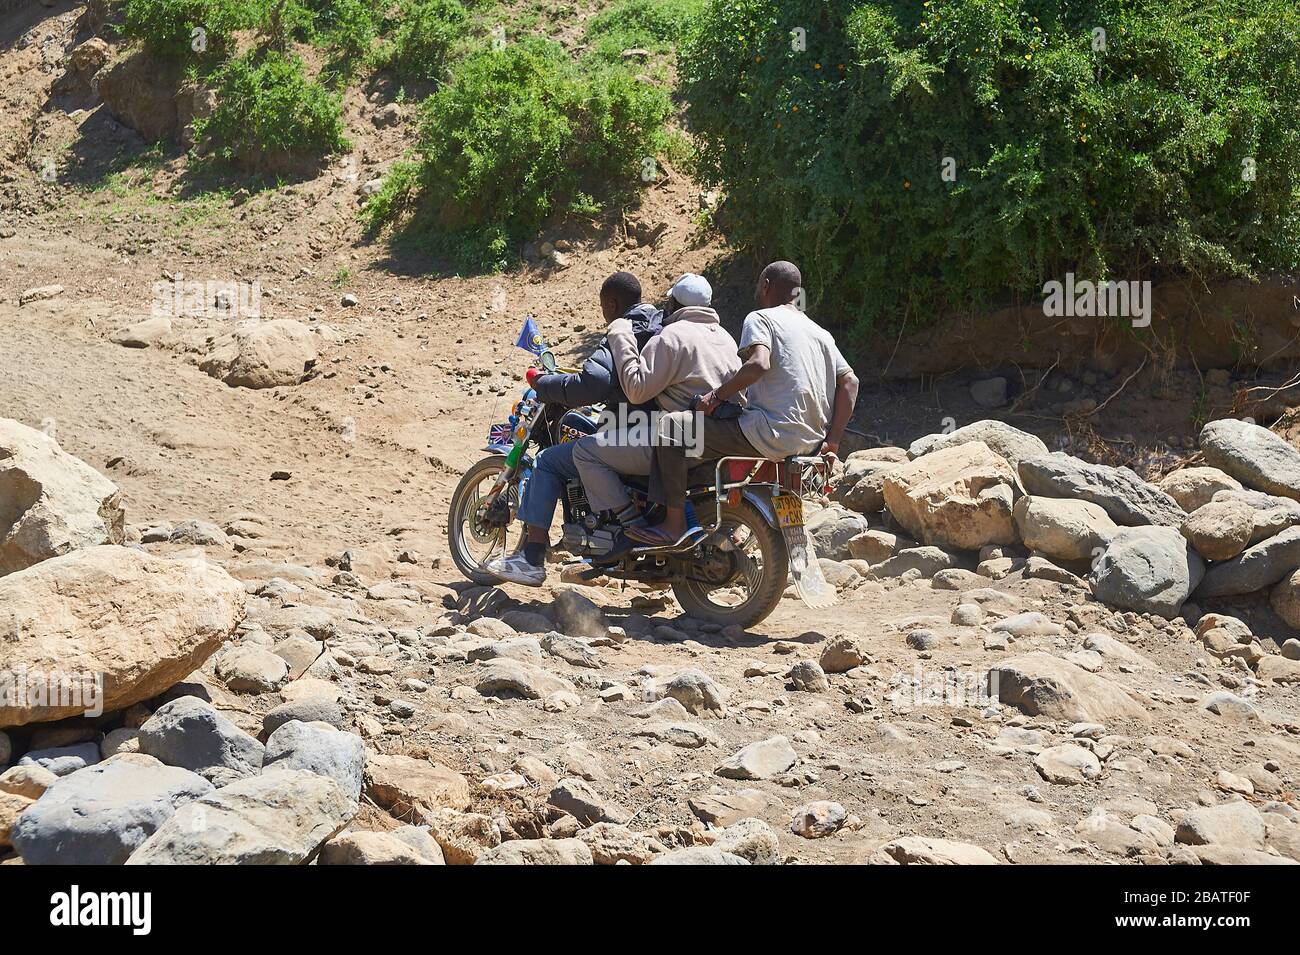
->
[487, 423, 514, 446]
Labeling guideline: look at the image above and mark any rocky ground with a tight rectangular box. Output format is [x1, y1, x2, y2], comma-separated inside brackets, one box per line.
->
[2, 0, 1300, 866]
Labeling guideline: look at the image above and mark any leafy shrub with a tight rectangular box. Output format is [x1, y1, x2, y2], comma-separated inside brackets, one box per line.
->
[583, 0, 705, 62]
[195, 50, 348, 173]
[681, 0, 1300, 335]
[120, 0, 255, 59]
[367, 38, 672, 269]
[376, 0, 470, 83]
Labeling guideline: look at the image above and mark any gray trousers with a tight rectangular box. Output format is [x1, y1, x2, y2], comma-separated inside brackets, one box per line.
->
[571, 433, 655, 513]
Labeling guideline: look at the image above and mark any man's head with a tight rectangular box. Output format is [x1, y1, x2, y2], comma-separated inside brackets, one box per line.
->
[754, 260, 802, 309]
[600, 271, 642, 322]
[665, 273, 712, 316]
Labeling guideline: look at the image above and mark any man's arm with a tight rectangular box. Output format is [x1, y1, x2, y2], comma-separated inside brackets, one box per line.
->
[699, 344, 769, 413]
[607, 319, 674, 405]
[531, 350, 614, 408]
[821, 369, 860, 455]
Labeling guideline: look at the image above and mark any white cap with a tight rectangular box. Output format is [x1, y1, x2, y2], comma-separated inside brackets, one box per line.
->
[667, 273, 712, 307]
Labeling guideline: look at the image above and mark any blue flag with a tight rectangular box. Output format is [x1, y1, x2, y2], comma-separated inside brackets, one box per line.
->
[515, 315, 546, 356]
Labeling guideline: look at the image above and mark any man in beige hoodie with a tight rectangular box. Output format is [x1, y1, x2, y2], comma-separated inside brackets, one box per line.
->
[572, 273, 740, 527]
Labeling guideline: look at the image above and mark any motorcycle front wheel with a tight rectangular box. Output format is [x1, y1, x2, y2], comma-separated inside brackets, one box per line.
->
[672, 499, 788, 630]
[447, 455, 523, 585]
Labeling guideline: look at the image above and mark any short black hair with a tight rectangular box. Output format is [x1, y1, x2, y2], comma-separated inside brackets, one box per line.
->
[761, 261, 802, 301]
[600, 271, 642, 313]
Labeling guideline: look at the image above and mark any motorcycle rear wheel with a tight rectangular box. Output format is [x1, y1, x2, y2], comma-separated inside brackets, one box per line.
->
[672, 499, 787, 629]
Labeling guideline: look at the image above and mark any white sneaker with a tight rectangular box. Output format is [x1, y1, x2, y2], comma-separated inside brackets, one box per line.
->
[486, 553, 546, 587]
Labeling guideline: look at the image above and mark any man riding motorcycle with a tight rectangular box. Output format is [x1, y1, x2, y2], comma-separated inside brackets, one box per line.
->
[572, 273, 741, 534]
[628, 260, 859, 549]
[486, 271, 660, 586]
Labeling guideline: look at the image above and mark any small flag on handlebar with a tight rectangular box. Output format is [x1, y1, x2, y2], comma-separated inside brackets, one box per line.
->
[515, 314, 546, 356]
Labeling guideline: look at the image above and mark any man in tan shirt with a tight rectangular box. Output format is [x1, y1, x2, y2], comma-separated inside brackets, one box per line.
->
[573, 274, 740, 527]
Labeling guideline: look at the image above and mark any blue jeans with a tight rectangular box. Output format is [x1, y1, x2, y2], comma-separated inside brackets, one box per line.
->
[517, 442, 578, 529]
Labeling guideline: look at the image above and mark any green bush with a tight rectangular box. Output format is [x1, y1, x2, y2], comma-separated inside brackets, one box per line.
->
[367, 38, 672, 269]
[195, 50, 349, 173]
[681, 0, 1300, 335]
[376, 0, 470, 83]
[583, 0, 706, 62]
[120, 0, 255, 59]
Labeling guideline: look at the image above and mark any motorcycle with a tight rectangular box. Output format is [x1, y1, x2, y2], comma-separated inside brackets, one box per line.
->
[446, 346, 839, 629]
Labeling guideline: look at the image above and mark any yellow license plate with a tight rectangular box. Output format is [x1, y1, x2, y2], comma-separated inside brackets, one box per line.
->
[772, 493, 804, 529]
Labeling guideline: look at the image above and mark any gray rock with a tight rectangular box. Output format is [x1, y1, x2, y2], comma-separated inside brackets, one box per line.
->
[169, 519, 227, 546]
[13, 760, 211, 864]
[807, 506, 871, 560]
[216, 644, 289, 693]
[716, 736, 797, 780]
[547, 778, 631, 826]
[126, 769, 355, 864]
[262, 697, 345, 736]
[475, 660, 576, 700]
[1197, 526, 1300, 598]
[137, 696, 264, 784]
[648, 846, 750, 865]
[552, 589, 609, 639]
[873, 546, 959, 578]
[1158, 467, 1243, 511]
[1018, 453, 1186, 527]
[1090, 526, 1204, 618]
[474, 838, 593, 865]
[650, 669, 725, 716]
[713, 817, 781, 863]
[1176, 800, 1265, 850]
[787, 660, 829, 692]
[909, 420, 1049, 472]
[989, 653, 1145, 722]
[1200, 418, 1300, 502]
[906, 629, 940, 650]
[0, 730, 9, 766]
[18, 743, 100, 777]
[262, 721, 365, 801]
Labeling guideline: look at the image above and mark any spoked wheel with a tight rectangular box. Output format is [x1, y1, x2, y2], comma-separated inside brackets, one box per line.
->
[447, 455, 524, 585]
[672, 499, 788, 629]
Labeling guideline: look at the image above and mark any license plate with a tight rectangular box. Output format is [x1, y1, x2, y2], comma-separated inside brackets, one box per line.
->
[772, 493, 804, 529]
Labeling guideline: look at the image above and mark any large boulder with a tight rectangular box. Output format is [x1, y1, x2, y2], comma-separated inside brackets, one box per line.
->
[1157, 467, 1243, 512]
[126, 770, 355, 864]
[1018, 453, 1186, 527]
[1013, 495, 1117, 562]
[200, 319, 318, 389]
[1181, 499, 1254, 562]
[1200, 419, 1300, 502]
[97, 50, 183, 142]
[12, 759, 212, 865]
[908, 420, 1049, 473]
[882, 442, 1017, 551]
[988, 653, 1146, 723]
[0, 547, 245, 728]
[1270, 570, 1300, 628]
[0, 418, 125, 575]
[1197, 526, 1300, 598]
[1090, 526, 1204, 618]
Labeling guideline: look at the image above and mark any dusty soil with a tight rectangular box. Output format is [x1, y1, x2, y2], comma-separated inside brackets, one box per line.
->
[3, 1, 1299, 864]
